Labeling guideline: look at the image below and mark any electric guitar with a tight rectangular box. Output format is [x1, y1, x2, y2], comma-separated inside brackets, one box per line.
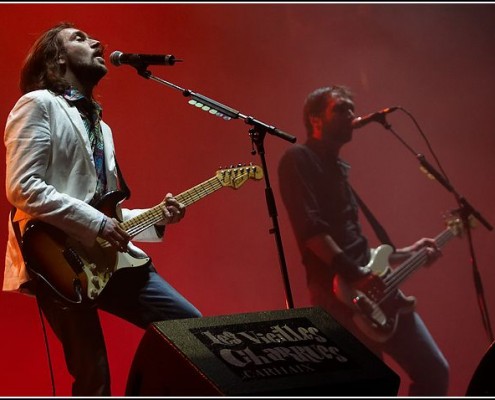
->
[333, 213, 469, 343]
[21, 164, 263, 304]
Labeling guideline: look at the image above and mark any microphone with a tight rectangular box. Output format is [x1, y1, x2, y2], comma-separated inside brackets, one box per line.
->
[109, 51, 181, 67]
[352, 106, 399, 129]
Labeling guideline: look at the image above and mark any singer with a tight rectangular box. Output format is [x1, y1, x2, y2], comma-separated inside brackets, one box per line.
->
[3, 22, 201, 395]
[278, 86, 449, 395]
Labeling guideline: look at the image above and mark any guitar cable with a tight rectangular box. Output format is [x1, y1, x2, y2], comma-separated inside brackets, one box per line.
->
[31, 273, 83, 396]
[36, 299, 56, 396]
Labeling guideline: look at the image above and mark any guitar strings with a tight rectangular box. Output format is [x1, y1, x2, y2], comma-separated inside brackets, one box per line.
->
[377, 229, 454, 304]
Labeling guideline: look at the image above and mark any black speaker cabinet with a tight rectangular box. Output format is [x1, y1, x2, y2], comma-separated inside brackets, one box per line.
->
[126, 307, 400, 396]
[466, 340, 495, 396]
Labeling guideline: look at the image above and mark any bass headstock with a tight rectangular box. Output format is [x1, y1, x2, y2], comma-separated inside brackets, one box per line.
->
[444, 209, 476, 238]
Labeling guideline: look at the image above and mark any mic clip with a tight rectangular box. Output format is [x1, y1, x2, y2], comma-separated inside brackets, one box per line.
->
[133, 57, 183, 78]
[376, 113, 391, 130]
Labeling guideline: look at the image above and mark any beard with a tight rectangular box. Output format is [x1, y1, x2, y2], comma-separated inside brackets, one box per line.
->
[68, 58, 108, 88]
[321, 121, 353, 146]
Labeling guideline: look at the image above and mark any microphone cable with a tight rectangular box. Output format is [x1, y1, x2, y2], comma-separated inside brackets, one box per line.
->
[399, 106, 451, 185]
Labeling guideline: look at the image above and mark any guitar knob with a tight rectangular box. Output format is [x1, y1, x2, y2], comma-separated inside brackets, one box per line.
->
[91, 276, 100, 289]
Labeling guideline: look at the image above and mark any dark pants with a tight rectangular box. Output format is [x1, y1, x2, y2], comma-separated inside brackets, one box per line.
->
[35, 264, 201, 396]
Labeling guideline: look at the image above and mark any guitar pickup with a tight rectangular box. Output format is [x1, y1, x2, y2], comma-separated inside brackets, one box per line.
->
[353, 295, 388, 327]
[63, 248, 84, 274]
[353, 295, 375, 315]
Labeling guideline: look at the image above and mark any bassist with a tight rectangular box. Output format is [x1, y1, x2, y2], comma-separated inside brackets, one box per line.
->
[278, 85, 449, 396]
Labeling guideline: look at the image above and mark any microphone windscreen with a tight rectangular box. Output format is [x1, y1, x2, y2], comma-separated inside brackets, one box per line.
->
[109, 51, 123, 66]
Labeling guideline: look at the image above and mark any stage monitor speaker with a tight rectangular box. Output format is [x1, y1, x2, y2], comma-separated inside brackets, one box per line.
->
[126, 306, 400, 396]
[466, 340, 495, 396]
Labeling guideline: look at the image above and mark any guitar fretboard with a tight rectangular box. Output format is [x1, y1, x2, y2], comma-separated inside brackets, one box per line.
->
[121, 176, 223, 238]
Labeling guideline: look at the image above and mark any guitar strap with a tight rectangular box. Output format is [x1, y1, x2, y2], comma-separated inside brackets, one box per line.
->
[350, 186, 396, 250]
[115, 155, 131, 200]
[10, 207, 22, 249]
[10, 207, 40, 295]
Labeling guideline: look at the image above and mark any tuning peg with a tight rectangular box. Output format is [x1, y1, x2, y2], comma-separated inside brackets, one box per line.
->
[419, 166, 435, 180]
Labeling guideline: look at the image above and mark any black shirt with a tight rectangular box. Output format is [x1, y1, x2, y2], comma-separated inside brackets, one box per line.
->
[278, 138, 370, 282]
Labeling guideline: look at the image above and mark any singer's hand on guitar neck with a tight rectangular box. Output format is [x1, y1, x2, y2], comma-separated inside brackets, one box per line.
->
[156, 193, 186, 226]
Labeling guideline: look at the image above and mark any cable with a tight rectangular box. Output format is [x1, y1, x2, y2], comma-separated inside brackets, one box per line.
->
[398, 107, 452, 186]
[36, 299, 56, 396]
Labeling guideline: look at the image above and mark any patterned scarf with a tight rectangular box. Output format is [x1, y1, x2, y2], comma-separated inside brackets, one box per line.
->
[64, 87, 107, 203]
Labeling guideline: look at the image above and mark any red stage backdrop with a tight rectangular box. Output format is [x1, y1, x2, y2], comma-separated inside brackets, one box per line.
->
[0, 3, 494, 396]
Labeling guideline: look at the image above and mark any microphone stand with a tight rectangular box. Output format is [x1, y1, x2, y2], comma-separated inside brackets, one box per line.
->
[377, 115, 494, 343]
[133, 64, 297, 309]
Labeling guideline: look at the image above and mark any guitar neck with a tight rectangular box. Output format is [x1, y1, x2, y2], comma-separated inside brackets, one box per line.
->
[121, 176, 223, 238]
[382, 227, 455, 295]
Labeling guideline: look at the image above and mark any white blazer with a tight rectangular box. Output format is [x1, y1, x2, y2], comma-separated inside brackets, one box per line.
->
[4, 90, 162, 292]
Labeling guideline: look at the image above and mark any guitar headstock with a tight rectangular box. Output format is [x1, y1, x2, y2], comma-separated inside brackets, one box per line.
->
[444, 210, 476, 238]
[216, 163, 264, 189]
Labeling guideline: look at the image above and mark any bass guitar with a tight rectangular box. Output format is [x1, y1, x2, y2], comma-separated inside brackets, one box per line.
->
[333, 213, 469, 343]
[22, 164, 263, 304]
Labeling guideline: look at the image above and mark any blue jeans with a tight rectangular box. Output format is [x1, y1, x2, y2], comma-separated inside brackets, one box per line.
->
[35, 264, 201, 396]
[384, 311, 450, 396]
